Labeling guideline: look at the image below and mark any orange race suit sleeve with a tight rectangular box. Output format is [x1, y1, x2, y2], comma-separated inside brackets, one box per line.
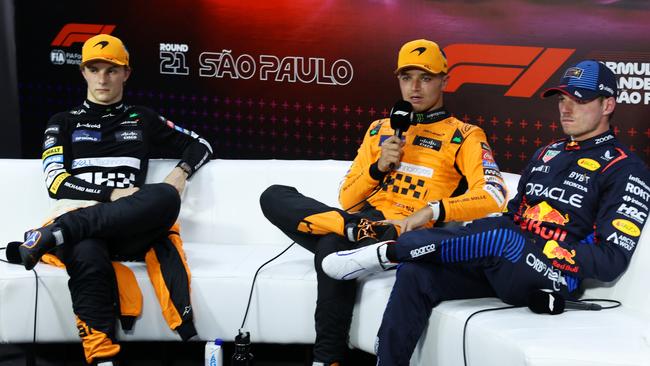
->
[338, 120, 388, 212]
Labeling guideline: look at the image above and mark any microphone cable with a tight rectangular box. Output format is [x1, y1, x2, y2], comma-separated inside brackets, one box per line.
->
[575, 298, 621, 310]
[462, 297, 622, 366]
[462, 305, 519, 366]
[239, 181, 388, 331]
[0, 247, 39, 366]
[238, 241, 295, 330]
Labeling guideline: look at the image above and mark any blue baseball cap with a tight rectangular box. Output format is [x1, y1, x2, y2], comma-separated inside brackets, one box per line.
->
[542, 60, 617, 101]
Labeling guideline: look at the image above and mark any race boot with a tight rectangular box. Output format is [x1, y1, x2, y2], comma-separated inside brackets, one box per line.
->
[322, 240, 397, 280]
[18, 224, 63, 270]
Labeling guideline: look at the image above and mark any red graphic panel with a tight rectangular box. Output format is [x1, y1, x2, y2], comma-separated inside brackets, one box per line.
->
[13, 0, 650, 172]
[51, 23, 116, 47]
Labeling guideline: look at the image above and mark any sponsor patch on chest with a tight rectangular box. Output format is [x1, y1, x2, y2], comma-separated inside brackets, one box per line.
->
[72, 129, 101, 143]
[396, 162, 434, 178]
[412, 136, 442, 151]
[115, 130, 143, 142]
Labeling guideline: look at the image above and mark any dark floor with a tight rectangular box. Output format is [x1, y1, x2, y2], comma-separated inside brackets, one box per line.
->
[0, 342, 377, 366]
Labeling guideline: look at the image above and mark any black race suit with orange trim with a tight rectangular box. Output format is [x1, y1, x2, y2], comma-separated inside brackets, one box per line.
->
[375, 129, 650, 365]
[260, 107, 506, 363]
[40, 99, 212, 364]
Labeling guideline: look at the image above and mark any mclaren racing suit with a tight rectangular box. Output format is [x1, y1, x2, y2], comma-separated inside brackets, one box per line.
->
[375, 129, 650, 365]
[41, 99, 212, 364]
[340, 108, 506, 221]
[260, 107, 506, 363]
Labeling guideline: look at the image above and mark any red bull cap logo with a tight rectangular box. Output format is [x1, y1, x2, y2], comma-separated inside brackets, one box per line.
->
[563, 67, 583, 79]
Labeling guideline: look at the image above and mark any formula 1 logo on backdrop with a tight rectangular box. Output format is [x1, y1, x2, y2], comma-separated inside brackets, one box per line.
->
[443, 44, 575, 98]
[50, 23, 116, 66]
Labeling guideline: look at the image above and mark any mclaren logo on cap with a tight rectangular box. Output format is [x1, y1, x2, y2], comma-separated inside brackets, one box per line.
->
[411, 47, 426, 56]
[564, 67, 583, 79]
[94, 41, 109, 49]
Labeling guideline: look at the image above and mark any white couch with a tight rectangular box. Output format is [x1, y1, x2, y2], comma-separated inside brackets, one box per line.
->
[1, 159, 648, 366]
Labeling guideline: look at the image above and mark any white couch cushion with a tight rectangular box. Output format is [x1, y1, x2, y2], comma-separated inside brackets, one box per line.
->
[0, 242, 318, 343]
[1, 159, 648, 366]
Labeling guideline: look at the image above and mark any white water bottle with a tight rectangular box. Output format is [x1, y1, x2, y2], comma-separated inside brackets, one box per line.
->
[204, 338, 224, 366]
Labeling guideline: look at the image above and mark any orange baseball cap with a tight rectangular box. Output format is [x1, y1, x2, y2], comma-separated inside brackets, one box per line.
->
[395, 39, 447, 74]
[81, 34, 129, 67]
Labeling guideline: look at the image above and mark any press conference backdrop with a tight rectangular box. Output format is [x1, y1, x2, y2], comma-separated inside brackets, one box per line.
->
[14, 0, 650, 172]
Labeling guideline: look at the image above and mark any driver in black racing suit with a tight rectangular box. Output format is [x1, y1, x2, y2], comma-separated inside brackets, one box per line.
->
[17, 34, 212, 365]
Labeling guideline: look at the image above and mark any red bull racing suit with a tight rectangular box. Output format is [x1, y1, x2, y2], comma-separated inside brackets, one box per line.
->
[375, 129, 650, 365]
[260, 107, 506, 363]
[40, 99, 212, 364]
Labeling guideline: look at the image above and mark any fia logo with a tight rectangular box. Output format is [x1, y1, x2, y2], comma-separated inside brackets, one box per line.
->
[50, 50, 65, 65]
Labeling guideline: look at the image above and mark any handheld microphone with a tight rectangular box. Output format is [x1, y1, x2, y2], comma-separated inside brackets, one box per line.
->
[527, 289, 602, 315]
[389, 100, 413, 138]
[387, 100, 413, 170]
[5, 242, 23, 264]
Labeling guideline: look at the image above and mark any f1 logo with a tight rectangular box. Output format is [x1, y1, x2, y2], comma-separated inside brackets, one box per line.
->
[443, 44, 575, 98]
[51, 23, 116, 47]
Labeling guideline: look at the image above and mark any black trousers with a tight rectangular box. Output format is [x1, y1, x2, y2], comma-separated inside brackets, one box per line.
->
[260, 184, 384, 363]
[376, 216, 578, 366]
[54, 183, 195, 364]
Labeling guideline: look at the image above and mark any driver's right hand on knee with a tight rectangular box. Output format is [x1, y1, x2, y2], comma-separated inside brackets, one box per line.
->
[109, 187, 140, 201]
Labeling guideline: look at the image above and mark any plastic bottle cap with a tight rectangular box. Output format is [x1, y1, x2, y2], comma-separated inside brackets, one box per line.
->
[215, 338, 223, 346]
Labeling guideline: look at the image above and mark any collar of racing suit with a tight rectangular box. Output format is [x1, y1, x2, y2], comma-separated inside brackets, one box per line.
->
[81, 99, 127, 115]
[564, 129, 616, 151]
[412, 106, 451, 124]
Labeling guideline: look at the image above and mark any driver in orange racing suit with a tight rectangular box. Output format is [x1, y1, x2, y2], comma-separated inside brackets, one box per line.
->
[259, 39, 507, 366]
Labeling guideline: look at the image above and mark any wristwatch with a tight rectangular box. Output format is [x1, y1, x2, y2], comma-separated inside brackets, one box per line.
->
[427, 201, 441, 221]
[177, 162, 193, 177]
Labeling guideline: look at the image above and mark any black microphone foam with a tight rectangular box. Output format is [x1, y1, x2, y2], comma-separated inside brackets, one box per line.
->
[5, 241, 23, 264]
[528, 289, 566, 315]
[528, 289, 603, 315]
[389, 100, 413, 138]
